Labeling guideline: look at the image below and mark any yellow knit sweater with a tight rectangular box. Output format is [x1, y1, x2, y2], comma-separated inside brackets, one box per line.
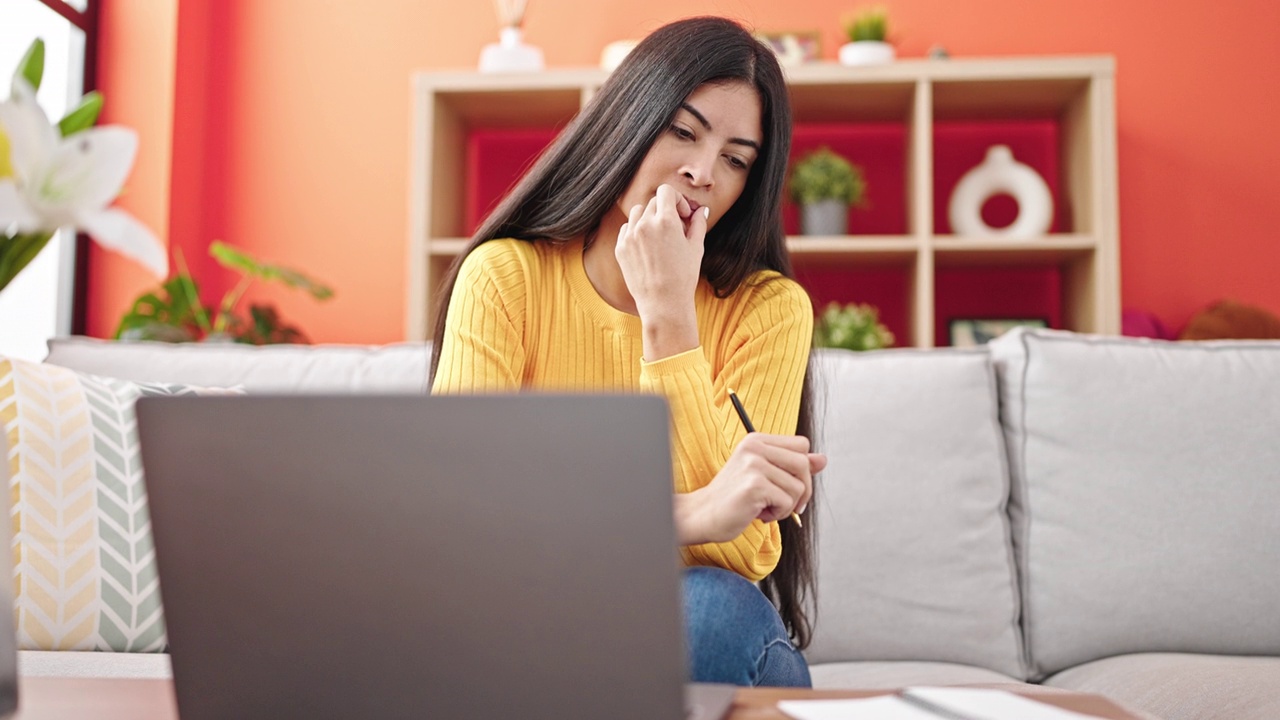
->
[431, 238, 813, 581]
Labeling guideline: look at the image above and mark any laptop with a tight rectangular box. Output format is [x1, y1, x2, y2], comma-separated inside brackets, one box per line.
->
[137, 394, 736, 720]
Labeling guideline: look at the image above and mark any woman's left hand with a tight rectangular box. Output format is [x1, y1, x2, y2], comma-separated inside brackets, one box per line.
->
[615, 184, 708, 359]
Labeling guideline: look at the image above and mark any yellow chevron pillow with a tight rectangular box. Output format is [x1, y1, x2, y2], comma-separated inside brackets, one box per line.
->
[0, 355, 240, 652]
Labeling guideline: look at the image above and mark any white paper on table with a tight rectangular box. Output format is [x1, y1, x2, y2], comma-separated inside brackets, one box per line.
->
[903, 687, 1107, 720]
[777, 687, 1109, 720]
[777, 695, 941, 720]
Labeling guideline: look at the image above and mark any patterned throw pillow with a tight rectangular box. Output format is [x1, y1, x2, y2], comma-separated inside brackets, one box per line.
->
[0, 355, 241, 652]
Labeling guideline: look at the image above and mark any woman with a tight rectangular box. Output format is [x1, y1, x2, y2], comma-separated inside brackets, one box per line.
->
[430, 16, 824, 687]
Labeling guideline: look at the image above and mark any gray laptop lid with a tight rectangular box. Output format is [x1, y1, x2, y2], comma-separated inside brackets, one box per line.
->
[137, 394, 687, 720]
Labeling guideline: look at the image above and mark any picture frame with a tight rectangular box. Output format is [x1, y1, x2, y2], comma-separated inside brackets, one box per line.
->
[949, 317, 1049, 347]
[757, 31, 822, 66]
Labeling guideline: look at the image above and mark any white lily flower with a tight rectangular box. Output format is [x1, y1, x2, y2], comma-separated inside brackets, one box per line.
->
[0, 78, 166, 278]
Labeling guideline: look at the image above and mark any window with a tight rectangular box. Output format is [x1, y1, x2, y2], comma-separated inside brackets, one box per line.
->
[0, 0, 95, 361]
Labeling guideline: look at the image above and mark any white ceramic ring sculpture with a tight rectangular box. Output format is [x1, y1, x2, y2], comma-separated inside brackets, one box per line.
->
[948, 145, 1053, 240]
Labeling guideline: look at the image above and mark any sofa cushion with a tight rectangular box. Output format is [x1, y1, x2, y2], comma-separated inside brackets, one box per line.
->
[805, 348, 1025, 679]
[1044, 653, 1280, 720]
[44, 336, 430, 393]
[1, 356, 238, 652]
[810, 660, 1025, 690]
[990, 329, 1280, 678]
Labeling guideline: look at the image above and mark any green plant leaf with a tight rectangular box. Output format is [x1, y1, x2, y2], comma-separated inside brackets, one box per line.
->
[844, 9, 889, 43]
[14, 39, 44, 93]
[209, 241, 335, 300]
[231, 303, 309, 345]
[113, 274, 209, 341]
[57, 91, 103, 136]
[0, 232, 55, 291]
[208, 241, 260, 275]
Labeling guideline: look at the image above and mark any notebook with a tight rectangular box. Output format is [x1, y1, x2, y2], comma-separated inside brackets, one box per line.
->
[137, 394, 733, 720]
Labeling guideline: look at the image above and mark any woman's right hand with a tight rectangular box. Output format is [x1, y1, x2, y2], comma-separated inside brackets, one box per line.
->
[675, 433, 826, 546]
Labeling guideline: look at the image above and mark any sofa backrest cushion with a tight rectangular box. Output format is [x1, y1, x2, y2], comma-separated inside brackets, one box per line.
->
[990, 329, 1280, 679]
[44, 337, 430, 394]
[806, 348, 1026, 680]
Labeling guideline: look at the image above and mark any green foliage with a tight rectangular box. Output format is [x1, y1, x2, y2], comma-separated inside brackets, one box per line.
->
[788, 147, 867, 206]
[210, 242, 334, 301]
[813, 302, 894, 351]
[14, 38, 44, 92]
[0, 232, 54, 291]
[844, 7, 890, 43]
[57, 91, 103, 136]
[114, 242, 334, 345]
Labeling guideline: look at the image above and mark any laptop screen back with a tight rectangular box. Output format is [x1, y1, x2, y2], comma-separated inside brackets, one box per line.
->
[138, 394, 686, 720]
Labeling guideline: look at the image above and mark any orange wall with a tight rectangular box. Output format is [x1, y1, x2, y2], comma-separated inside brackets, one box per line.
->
[90, 0, 177, 336]
[92, 0, 1280, 342]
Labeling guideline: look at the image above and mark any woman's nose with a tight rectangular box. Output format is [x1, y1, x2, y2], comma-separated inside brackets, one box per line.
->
[680, 152, 716, 187]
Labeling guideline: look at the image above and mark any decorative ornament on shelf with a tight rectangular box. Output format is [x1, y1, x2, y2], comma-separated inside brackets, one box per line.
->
[479, 0, 544, 73]
[788, 146, 867, 236]
[813, 302, 894, 351]
[0, 39, 166, 295]
[758, 31, 822, 68]
[948, 145, 1053, 240]
[839, 7, 896, 66]
[114, 241, 334, 345]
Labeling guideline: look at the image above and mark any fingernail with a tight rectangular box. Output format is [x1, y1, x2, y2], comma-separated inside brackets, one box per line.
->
[798, 503, 807, 515]
[702, 206, 710, 219]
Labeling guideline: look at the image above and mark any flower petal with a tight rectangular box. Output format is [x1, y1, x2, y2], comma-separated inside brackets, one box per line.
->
[77, 207, 168, 278]
[0, 181, 43, 232]
[37, 126, 138, 213]
[0, 78, 58, 181]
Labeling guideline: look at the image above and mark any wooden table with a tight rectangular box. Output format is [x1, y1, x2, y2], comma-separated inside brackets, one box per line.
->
[729, 687, 1146, 719]
[12, 677, 1145, 719]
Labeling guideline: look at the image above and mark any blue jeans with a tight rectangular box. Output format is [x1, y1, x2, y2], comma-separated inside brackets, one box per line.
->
[682, 567, 812, 687]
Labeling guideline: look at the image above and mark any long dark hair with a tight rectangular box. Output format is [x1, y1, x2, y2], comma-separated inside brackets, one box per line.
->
[429, 16, 819, 648]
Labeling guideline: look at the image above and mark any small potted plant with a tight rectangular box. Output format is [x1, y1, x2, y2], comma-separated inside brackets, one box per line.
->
[839, 7, 896, 66]
[788, 147, 867, 236]
[813, 302, 894, 351]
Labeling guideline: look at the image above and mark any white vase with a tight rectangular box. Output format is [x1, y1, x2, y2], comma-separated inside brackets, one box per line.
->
[948, 145, 1053, 240]
[479, 27, 544, 73]
[838, 41, 895, 66]
[801, 199, 849, 236]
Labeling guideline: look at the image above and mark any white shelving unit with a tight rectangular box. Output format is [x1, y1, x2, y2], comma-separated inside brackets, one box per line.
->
[407, 57, 1119, 346]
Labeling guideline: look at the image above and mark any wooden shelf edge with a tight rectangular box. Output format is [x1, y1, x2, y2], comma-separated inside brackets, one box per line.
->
[412, 56, 1115, 94]
[787, 235, 920, 252]
[415, 69, 607, 92]
[932, 233, 1095, 248]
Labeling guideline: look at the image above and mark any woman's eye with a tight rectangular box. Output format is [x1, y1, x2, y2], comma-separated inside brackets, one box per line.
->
[725, 155, 748, 170]
[670, 125, 695, 140]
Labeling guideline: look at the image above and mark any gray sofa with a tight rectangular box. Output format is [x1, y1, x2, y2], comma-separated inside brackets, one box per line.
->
[22, 329, 1280, 720]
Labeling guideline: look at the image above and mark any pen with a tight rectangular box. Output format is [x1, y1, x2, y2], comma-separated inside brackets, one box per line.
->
[726, 388, 803, 527]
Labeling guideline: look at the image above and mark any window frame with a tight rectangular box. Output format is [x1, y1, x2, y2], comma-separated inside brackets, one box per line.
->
[31, 0, 100, 334]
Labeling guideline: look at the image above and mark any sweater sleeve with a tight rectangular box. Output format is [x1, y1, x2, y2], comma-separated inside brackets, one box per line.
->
[639, 275, 813, 581]
[431, 241, 528, 394]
